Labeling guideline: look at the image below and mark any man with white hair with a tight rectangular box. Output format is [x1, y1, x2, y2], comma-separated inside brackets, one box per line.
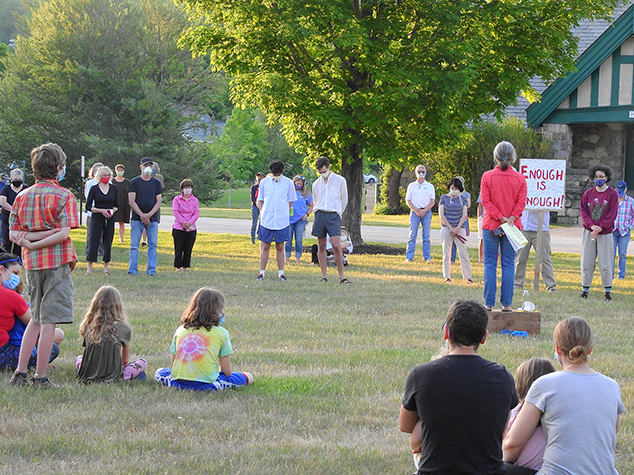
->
[0, 168, 27, 254]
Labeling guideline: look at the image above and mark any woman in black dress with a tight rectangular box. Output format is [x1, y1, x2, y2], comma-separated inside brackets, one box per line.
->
[111, 164, 131, 243]
[86, 166, 118, 275]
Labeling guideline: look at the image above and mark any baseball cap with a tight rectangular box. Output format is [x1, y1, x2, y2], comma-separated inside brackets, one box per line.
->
[140, 157, 153, 166]
[616, 180, 627, 193]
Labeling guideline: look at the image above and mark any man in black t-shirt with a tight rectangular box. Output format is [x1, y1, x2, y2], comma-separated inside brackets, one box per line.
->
[399, 300, 518, 475]
[127, 157, 162, 275]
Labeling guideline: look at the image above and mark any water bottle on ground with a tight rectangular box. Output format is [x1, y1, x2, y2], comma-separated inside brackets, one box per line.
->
[521, 290, 536, 311]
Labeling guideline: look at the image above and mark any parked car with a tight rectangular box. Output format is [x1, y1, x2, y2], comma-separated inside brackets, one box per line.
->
[364, 174, 378, 184]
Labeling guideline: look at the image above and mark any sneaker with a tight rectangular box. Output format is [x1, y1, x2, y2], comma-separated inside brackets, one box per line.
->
[242, 372, 254, 385]
[141, 241, 147, 247]
[404, 258, 413, 263]
[580, 291, 588, 299]
[31, 375, 54, 389]
[9, 370, 29, 386]
[278, 274, 287, 281]
[604, 292, 612, 301]
[256, 274, 265, 282]
[547, 287, 557, 292]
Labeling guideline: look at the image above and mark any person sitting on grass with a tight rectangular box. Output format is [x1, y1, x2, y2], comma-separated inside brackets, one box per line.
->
[76, 286, 147, 383]
[155, 288, 254, 391]
[503, 358, 555, 475]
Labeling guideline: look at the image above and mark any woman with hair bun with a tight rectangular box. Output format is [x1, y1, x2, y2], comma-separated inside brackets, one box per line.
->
[503, 317, 625, 475]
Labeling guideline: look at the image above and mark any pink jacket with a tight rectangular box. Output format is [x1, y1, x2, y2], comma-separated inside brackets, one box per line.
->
[480, 166, 527, 230]
[172, 193, 200, 231]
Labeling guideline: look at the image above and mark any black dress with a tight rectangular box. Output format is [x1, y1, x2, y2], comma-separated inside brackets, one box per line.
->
[111, 178, 130, 223]
[86, 183, 118, 263]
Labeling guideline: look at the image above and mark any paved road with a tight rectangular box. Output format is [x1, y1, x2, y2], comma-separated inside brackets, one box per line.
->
[159, 216, 631, 255]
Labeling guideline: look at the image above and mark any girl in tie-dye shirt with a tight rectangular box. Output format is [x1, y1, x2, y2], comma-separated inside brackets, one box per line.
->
[154, 288, 254, 391]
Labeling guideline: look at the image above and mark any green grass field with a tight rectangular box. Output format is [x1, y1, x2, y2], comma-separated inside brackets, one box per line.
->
[1, 227, 632, 474]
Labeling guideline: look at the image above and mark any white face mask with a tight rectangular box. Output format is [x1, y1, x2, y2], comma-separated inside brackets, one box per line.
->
[143, 166, 152, 176]
[272, 174, 282, 182]
[449, 189, 460, 197]
[320, 169, 332, 179]
[417, 171, 426, 179]
[182, 187, 192, 195]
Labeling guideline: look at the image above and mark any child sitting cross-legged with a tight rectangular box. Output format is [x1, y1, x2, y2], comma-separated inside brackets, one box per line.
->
[76, 285, 147, 383]
[155, 287, 253, 391]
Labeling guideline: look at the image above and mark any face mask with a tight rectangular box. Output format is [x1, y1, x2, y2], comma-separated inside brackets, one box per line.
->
[272, 174, 282, 182]
[58, 165, 66, 181]
[449, 189, 460, 197]
[554, 350, 560, 365]
[143, 166, 152, 176]
[294, 183, 302, 190]
[100, 177, 110, 184]
[417, 171, 426, 179]
[594, 178, 606, 187]
[117, 170, 124, 177]
[182, 187, 192, 195]
[218, 313, 225, 326]
[320, 169, 332, 179]
[11, 180, 23, 187]
[3, 272, 20, 291]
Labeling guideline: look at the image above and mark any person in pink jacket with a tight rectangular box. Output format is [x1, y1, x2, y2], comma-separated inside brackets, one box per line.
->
[172, 179, 200, 271]
[480, 141, 527, 311]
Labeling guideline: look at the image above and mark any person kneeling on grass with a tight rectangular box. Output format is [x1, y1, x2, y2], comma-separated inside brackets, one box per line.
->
[155, 288, 253, 391]
[76, 286, 147, 383]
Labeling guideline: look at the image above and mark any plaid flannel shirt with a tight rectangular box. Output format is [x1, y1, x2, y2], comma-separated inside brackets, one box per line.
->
[614, 195, 634, 237]
[9, 179, 79, 270]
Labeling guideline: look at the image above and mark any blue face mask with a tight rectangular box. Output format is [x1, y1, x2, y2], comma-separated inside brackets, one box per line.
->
[218, 313, 225, 326]
[594, 178, 606, 187]
[58, 165, 67, 182]
[3, 273, 20, 290]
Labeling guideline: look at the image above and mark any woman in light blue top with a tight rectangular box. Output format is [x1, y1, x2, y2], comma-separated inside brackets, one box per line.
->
[286, 175, 314, 263]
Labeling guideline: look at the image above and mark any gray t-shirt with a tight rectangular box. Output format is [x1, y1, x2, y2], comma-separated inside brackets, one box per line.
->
[526, 370, 625, 475]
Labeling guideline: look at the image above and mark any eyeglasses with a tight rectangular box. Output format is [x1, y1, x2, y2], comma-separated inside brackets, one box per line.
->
[296, 175, 305, 180]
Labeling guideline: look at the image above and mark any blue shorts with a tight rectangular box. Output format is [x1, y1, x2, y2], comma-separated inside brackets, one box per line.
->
[258, 225, 290, 243]
[311, 211, 341, 238]
[154, 367, 248, 391]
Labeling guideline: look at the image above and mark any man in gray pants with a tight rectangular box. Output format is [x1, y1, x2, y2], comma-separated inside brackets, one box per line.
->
[514, 210, 557, 291]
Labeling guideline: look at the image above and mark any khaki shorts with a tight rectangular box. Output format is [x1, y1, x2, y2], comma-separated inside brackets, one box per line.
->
[26, 263, 74, 325]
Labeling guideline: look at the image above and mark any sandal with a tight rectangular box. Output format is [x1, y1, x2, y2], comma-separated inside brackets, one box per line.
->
[103, 271, 110, 276]
[485, 306, 493, 311]
[466, 279, 473, 284]
[319, 277, 328, 283]
[501, 307, 513, 312]
[444, 278, 452, 283]
[339, 278, 352, 284]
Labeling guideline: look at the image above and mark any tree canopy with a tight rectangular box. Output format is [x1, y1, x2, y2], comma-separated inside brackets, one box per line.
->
[180, 0, 619, 242]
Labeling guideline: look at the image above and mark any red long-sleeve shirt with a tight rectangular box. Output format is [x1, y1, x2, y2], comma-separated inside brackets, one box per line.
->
[480, 166, 527, 231]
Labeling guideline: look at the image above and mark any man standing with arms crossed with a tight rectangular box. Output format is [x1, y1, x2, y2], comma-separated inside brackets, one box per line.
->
[405, 164, 435, 262]
[311, 156, 350, 284]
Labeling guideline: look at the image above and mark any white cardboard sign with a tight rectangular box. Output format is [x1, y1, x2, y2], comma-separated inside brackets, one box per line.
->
[519, 159, 566, 210]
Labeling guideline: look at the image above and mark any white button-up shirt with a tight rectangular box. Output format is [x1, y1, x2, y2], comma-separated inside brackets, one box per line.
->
[311, 172, 348, 217]
[405, 180, 435, 209]
[258, 175, 296, 230]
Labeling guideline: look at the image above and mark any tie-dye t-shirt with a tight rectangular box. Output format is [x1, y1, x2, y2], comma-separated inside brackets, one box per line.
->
[170, 325, 233, 383]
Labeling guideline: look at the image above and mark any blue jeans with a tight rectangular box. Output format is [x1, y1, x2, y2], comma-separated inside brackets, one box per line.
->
[129, 220, 158, 275]
[406, 211, 432, 261]
[250, 205, 260, 243]
[286, 219, 307, 258]
[483, 229, 515, 307]
[613, 229, 630, 279]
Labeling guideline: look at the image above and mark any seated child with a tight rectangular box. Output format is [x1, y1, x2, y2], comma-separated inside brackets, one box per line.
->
[76, 285, 147, 383]
[155, 287, 253, 391]
[311, 228, 353, 266]
[504, 357, 555, 473]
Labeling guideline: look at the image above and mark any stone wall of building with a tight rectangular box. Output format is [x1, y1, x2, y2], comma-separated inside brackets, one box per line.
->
[543, 122, 626, 224]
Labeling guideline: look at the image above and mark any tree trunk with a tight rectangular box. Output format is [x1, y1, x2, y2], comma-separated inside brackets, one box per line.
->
[341, 142, 365, 245]
[387, 167, 404, 212]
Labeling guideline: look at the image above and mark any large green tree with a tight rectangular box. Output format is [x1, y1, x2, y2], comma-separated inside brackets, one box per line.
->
[180, 0, 618, 242]
[0, 0, 231, 192]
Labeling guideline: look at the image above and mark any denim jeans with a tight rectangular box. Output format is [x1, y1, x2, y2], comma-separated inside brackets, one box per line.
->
[613, 229, 630, 279]
[406, 211, 432, 261]
[483, 229, 515, 307]
[250, 205, 260, 243]
[129, 220, 158, 275]
[285, 219, 307, 258]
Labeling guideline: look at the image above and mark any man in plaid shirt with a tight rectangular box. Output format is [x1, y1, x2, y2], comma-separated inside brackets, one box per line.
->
[613, 180, 634, 280]
[8, 143, 79, 388]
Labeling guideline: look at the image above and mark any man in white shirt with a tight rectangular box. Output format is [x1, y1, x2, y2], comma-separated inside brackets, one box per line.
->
[311, 156, 350, 283]
[257, 161, 296, 281]
[514, 210, 557, 291]
[405, 165, 435, 262]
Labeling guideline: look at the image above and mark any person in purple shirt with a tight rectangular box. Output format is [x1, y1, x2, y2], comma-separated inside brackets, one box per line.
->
[172, 179, 200, 271]
[579, 165, 619, 300]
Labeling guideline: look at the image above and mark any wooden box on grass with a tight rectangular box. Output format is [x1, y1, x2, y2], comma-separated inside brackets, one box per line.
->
[487, 311, 541, 336]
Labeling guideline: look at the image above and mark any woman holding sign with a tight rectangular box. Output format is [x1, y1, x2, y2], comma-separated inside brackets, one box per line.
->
[480, 141, 527, 311]
[580, 165, 619, 300]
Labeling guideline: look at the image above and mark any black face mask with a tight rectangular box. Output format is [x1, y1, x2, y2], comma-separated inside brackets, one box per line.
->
[11, 180, 23, 188]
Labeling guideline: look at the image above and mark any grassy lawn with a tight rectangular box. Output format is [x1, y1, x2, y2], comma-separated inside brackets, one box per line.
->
[2, 228, 632, 474]
[207, 187, 252, 209]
